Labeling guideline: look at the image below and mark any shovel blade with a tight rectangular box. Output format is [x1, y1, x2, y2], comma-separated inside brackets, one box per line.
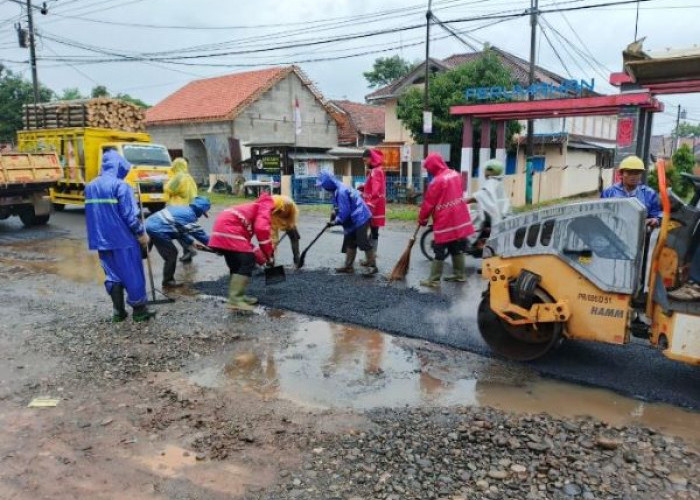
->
[265, 265, 286, 285]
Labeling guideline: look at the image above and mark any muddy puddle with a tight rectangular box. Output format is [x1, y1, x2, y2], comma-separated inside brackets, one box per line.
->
[0, 237, 103, 283]
[185, 313, 700, 446]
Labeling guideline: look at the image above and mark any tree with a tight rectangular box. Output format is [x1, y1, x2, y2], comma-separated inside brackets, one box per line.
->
[648, 144, 696, 199]
[0, 65, 54, 143]
[363, 55, 413, 89]
[115, 92, 149, 109]
[91, 85, 109, 98]
[675, 122, 700, 138]
[396, 49, 521, 167]
[58, 87, 85, 100]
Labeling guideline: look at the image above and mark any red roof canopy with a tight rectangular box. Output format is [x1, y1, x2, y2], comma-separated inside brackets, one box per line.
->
[450, 92, 663, 120]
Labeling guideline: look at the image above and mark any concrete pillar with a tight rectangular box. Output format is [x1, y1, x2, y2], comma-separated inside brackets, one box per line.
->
[495, 121, 507, 167]
[345, 159, 352, 177]
[478, 118, 491, 188]
[281, 174, 292, 198]
[460, 116, 473, 194]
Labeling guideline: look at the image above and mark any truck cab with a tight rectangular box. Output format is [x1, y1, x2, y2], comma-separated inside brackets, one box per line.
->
[100, 142, 172, 211]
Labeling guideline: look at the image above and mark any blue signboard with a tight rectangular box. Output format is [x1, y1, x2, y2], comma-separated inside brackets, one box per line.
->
[465, 79, 595, 101]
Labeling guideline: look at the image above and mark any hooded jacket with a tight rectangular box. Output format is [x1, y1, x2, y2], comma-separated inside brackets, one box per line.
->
[145, 196, 211, 246]
[85, 150, 144, 250]
[208, 193, 275, 265]
[418, 153, 474, 244]
[317, 171, 371, 235]
[165, 158, 198, 206]
[362, 149, 386, 228]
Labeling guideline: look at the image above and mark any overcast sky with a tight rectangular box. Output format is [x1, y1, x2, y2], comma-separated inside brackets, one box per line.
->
[1, 0, 699, 135]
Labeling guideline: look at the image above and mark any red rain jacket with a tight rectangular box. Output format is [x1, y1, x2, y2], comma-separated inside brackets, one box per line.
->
[362, 149, 386, 228]
[208, 193, 274, 265]
[418, 153, 474, 244]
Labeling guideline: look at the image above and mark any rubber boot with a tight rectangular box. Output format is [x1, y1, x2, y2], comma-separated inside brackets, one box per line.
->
[360, 238, 378, 266]
[420, 260, 443, 288]
[132, 304, 156, 322]
[444, 253, 467, 282]
[161, 259, 181, 287]
[336, 248, 356, 274]
[243, 295, 259, 305]
[109, 284, 128, 323]
[362, 248, 378, 277]
[179, 246, 197, 263]
[228, 274, 255, 312]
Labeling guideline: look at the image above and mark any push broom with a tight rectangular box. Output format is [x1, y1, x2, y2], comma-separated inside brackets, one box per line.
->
[389, 225, 421, 281]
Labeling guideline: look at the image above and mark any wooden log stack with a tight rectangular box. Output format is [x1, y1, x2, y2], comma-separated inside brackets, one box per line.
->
[23, 98, 146, 132]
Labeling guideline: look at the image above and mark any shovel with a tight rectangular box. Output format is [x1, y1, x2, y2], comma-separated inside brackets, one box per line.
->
[296, 223, 331, 269]
[136, 183, 175, 305]
[264, 264, 286, 285]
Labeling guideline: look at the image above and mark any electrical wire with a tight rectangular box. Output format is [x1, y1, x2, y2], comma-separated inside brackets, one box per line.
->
[537, 20, 572, 78]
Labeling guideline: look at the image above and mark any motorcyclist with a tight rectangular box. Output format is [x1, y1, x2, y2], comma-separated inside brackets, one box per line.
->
[464, 158, 511, 227]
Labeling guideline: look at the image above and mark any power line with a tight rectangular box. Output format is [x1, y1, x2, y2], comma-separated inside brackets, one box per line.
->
[537, 20, 572, 78]
[28, 0, 660, 65]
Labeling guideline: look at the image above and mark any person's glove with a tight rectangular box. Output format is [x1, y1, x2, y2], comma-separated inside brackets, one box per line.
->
[418, 219, 428, 227]
[137, 233, 149, 247]
[329, 210, 336, 223]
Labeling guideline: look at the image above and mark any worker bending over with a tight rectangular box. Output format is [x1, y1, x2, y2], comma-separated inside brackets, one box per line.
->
[165, 157, 200, 263]
[317, 170, 375, 276]
[145, 196, 211, 288]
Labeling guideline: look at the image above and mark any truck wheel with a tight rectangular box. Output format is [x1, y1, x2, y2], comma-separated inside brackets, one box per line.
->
[19, 208, 50, 227]
[52, 203, 65, 212]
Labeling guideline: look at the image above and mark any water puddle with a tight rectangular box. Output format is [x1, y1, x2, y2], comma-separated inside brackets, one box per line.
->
[0, 238, 102, 283]
[185, 315, 700, 446]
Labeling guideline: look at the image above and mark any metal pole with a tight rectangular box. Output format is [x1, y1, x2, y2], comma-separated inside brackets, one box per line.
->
[525, 0, 538, 204]
[26, 0, 40, 105]
[422, 0, 433, 160]
[672, 104, 681, 155]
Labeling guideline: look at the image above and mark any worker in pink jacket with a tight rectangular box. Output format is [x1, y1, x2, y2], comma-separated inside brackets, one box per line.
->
[360, 148, 386, 274]
[208, 193, 275, 311]
[418, 153, 475, 287]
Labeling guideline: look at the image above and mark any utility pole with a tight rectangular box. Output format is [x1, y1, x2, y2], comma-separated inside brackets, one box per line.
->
[26, 0, 40, 105]
[422, 0, 433, 160]
[672, 104, 685, 155]
[525, 0, 538, 204]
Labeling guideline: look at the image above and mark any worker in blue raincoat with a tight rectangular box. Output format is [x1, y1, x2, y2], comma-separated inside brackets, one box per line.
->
[601, 155, 662, 227]
[316, 170, 374, 275]
[85, 149, 155, 322]
[145, 196, 211, 287]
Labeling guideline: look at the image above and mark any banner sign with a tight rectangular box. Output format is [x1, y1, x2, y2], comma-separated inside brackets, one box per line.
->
[465, 78, 595, 101]
[614, 106, 640, 168]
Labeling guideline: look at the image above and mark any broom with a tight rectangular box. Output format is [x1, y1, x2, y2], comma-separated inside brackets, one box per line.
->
[389, 225, 421, 281]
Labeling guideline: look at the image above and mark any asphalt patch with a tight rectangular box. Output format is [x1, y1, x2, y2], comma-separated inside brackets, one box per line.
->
[195, 269, 700, 410]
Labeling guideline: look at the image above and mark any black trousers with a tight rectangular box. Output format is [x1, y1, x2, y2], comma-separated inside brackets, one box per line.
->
[432, 238, 467, 261]
[221, 250, 256, 277]
[151, 236, 178, 283]
[370, 226, 379, 240]
[342, 221, 372, 252]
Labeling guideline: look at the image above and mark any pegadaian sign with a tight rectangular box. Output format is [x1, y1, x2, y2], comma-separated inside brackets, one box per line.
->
[465, 79, 595, 101]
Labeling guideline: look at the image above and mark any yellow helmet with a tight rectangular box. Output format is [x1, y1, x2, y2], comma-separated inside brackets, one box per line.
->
[619, 155, 645, 171]
[271, 195, 299, 231]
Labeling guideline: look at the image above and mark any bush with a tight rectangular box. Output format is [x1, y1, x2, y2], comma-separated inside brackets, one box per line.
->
[648, 144, 695, 199]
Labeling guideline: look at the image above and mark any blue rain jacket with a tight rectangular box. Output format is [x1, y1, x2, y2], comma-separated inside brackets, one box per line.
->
[85, 150, 144, 250]
[601, 182, 662, 220]
[145, 196, 211, 246]
[317, 171, 371, 235]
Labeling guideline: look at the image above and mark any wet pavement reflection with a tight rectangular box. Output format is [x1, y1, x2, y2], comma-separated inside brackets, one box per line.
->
[186, 313, 700, 446]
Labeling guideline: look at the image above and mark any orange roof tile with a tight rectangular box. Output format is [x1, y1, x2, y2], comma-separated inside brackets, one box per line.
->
[145, 67, 290, 125]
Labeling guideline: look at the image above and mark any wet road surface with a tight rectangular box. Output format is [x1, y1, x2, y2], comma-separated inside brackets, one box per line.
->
[2, 206, 700, 412]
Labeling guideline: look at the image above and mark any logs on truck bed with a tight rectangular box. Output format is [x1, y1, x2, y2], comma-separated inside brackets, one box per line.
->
[23, 98, 146, 132]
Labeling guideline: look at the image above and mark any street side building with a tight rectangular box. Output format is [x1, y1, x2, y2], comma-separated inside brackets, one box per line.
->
[366, 46, 617, 186]
[145, 66, 339, 192]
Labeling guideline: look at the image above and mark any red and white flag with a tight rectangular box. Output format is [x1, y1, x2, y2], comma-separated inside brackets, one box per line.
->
[294, 97, 302, 136]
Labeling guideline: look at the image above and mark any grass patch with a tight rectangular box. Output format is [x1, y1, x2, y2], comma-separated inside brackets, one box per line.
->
[199, 189, 247, 206]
